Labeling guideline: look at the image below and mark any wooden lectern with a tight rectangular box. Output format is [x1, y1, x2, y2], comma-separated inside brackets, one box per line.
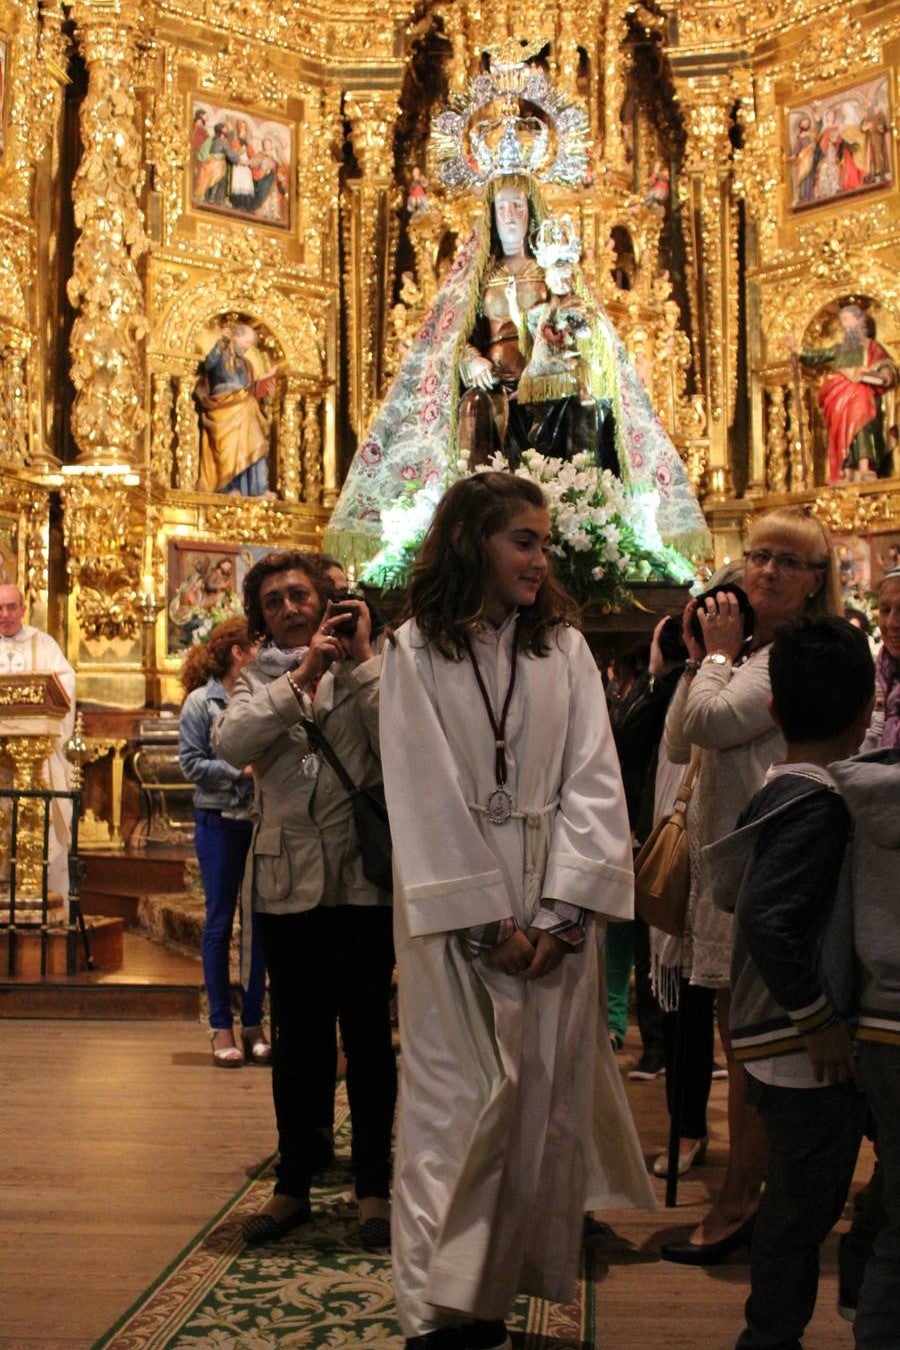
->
[0, 671, 72, 922]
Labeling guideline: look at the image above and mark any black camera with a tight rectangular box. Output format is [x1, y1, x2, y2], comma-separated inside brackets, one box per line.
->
[330, 591, 363, 636]
[690, 582, 755, 649]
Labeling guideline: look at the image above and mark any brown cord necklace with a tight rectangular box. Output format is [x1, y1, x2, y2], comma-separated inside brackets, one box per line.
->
[463, 615, 521, 825]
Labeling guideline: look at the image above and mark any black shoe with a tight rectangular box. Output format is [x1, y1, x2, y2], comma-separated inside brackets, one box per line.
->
[660, 1214, 755, 1266]
[241, 1197, 312, 1245]
[460, 1322, 511, 1350]
[405, 1332, 463, 1350]
[628, 1051, 665, 1080]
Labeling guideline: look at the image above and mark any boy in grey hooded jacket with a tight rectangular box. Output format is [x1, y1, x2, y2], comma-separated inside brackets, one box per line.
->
[830, 747, 900, 1350]
[704, 617, 874, 1350]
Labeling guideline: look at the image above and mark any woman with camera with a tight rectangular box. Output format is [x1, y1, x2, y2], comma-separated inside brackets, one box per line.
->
[661, 507, 839, 1265]
[215, 550, 396, 1251]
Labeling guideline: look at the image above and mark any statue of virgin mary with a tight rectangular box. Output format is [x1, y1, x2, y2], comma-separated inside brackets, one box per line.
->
[325, 40, 710, 572]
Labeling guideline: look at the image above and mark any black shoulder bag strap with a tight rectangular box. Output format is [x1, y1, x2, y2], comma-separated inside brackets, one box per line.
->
[301, 717, 360, 795]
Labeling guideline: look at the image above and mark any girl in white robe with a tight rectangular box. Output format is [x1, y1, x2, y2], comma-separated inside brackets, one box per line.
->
[380, 472, 655, 1350]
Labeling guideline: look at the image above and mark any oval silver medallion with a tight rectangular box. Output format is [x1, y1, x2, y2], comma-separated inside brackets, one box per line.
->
[300, 752, 321, 780]
[486, 786, 514, 825]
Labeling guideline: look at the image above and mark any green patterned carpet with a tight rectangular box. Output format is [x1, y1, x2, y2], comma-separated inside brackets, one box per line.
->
[93, 1091, 594, 1349]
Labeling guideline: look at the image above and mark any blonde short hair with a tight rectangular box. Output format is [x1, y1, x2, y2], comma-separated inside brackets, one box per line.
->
[745, 507, 840, 618]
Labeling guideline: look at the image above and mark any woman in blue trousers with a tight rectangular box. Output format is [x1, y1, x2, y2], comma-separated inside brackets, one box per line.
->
[179, 617, 268, 1067]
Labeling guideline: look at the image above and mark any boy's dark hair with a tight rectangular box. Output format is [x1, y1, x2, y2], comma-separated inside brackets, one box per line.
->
[769, 616, 874, 742]
[658, 614, 689, 664]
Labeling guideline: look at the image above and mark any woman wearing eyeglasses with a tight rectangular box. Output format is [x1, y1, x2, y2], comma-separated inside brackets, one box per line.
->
[660, 507, 840, 1265]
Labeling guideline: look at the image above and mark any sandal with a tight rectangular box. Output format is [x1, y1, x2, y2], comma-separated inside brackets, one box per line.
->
[241, 1026, 272, 1066]
[653, 1135, 708, 1178]
[210, 1029, 243, 1069]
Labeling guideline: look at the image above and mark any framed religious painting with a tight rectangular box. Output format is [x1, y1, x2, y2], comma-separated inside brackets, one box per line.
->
[832, 533, 873, 608]
[166, 539, 251, 656]
[871, 531, 900, 585]
[187, 95, 293, 231]
[832, 529, 900, 625]
[787, 73, 893, 212]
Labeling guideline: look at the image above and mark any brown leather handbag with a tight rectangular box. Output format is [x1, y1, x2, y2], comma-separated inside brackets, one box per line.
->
[633, 752, 700, 937]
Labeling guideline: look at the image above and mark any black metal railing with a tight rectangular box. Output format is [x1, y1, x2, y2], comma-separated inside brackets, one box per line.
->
[0, 787, 92, 978]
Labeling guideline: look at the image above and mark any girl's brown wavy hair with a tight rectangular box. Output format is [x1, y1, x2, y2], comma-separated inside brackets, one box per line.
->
[397, 472, 580, 658]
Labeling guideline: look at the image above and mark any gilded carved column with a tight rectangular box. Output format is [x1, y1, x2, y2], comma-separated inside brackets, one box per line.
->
[0, 349, 30, 464]
[764, 387, 788, 494]
[297, 86, 342, 279]
[66, 0, 149, 468]
[601, 1, 631, 173]
[555, 7, 586, 110]
[174, 377, 198, 490]
[61, 474, 141, 646]
[277, 387, 301, 504]
[344, 92, 400, 439]
[149, 372, 175, 487]
[679, 81, 739, 499]
[302, 397, 324, 507]
[435, 2, 466, 88]
[785, 386, 809, 493]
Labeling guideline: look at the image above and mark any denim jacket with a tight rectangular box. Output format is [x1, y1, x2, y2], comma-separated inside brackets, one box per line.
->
[178, 679, 253, 814]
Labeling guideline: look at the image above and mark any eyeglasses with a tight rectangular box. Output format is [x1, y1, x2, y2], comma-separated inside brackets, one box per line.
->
[743, 549, 826, 574]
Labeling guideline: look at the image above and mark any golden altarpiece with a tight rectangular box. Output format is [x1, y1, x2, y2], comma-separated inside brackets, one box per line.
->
[0, 0, 897, 844]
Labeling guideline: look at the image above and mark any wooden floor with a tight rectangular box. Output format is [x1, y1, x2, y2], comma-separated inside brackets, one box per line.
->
[0, 1019, 871, 1350]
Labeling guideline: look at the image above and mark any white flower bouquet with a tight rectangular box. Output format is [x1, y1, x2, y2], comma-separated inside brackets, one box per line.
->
[360, 450, 694, 603]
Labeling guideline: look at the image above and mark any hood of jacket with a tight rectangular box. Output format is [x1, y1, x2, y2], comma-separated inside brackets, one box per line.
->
[829, 748, 900, 849]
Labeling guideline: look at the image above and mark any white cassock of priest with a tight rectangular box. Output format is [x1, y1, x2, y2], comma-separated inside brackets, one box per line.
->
[0, 585, 76, 901]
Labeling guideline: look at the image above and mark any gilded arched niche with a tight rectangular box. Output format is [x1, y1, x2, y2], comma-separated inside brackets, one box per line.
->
[765, 255, 900, 357]
[755, 255, 900, 494]
[150, 278, 326, 380]
[145, 276, 330, 499]
[795, 288, 899, 486]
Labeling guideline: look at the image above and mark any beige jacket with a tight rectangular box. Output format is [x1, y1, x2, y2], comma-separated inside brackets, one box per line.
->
[215, 652, 387, 915]
[664, 646, 783, 987]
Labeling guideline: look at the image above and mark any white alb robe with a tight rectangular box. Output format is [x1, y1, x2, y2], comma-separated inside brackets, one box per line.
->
[0, 625, 76, 899]
[381, 616, 655, 1337]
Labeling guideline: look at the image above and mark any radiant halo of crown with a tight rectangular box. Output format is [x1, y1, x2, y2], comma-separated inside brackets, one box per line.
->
[432, 36, 592, 192]
[532, 213, 582, 269]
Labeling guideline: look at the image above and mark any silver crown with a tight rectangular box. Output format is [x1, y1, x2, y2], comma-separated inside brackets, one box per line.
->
[432, 37, 592, 192]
